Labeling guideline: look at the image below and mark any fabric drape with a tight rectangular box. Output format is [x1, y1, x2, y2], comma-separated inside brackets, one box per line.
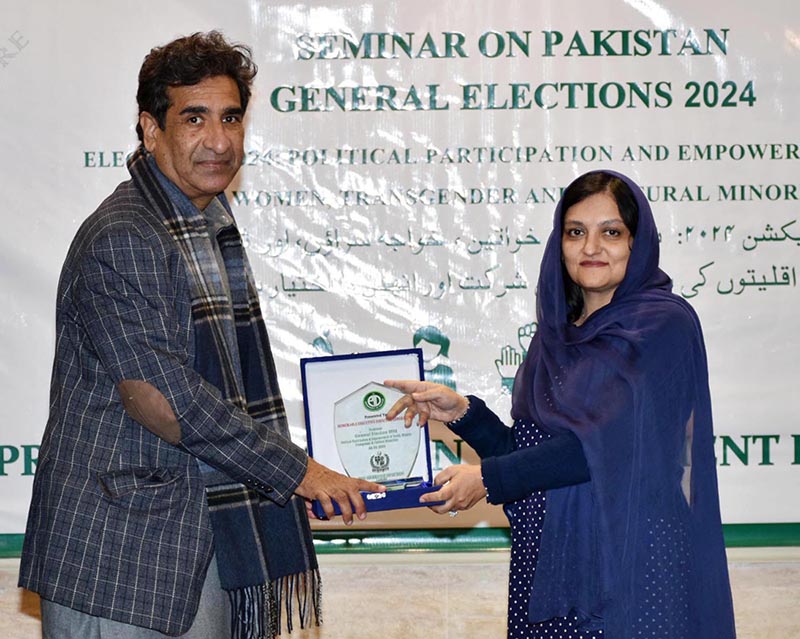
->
[511, 170, 735, 638]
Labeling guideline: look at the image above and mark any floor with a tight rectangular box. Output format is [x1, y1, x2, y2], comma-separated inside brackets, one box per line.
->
[2, 548, 798, 638]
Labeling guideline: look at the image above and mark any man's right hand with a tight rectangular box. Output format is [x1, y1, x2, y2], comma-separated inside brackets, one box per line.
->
[295, 458, 385, 525]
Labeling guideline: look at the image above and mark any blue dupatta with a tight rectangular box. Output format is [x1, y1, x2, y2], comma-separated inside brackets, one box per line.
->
[512, 170, 735, 638]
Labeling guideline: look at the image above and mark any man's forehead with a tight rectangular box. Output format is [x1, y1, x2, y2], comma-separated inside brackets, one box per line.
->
[166, 75, 242, 110]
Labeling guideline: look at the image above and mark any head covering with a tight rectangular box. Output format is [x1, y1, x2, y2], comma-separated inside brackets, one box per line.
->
[512, 170, 735, 638]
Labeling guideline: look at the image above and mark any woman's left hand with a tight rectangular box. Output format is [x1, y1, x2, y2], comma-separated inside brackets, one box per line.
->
[420, 464, 487, 514]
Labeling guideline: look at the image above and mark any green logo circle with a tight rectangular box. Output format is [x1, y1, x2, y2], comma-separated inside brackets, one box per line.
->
[363, 390, 386, 412]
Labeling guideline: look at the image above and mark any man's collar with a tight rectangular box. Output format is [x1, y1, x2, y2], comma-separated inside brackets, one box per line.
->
[145, 153, 206, 221]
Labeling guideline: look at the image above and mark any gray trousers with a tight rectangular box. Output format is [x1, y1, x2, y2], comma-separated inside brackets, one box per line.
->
[40, 556, 231, 639]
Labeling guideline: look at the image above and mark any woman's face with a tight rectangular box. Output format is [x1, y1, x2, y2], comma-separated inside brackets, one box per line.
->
[562, 192, 633, 310]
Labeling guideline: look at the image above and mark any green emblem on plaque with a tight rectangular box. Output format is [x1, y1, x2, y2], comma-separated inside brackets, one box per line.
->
[363, 390, 386, 412]
[334, 382, 419, 482]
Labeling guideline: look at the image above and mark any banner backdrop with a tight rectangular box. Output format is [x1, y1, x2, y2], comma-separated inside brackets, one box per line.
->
[1, 1, 798, 534]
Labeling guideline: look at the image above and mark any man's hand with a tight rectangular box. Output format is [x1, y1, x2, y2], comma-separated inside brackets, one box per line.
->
[419, 464, 487, 514]
[295, 458, 385, 525]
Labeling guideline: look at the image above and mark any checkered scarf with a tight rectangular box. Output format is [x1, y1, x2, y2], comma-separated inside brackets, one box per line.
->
[128, 147, 320, 638]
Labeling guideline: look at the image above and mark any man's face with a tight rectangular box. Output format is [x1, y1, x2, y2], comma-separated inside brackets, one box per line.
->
[140, 75, 245, 210]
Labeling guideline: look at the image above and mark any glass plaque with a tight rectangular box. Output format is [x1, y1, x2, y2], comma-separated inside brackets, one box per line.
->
[333, 382, 420, 482]
[301, 349, 434, 492]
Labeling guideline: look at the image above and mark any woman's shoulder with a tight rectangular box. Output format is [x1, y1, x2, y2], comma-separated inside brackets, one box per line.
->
[621, 293, 705, 362]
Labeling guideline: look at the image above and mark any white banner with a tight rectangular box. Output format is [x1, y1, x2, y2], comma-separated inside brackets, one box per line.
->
[1, 0, 798, 533]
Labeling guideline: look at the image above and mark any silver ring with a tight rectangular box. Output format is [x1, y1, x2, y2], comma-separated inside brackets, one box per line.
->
[448, 510, 458, 517]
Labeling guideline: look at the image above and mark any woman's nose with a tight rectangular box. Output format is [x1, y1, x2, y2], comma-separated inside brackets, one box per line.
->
[583, 232, 601, 254]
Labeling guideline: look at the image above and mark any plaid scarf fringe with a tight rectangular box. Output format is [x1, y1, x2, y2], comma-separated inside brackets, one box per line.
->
[227, 570, 321, 639]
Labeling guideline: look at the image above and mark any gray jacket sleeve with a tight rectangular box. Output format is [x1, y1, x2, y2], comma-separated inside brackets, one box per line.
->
[73, 226, 307, 504]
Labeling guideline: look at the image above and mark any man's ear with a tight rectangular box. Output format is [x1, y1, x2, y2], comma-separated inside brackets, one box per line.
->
[139, 112, 160, 153]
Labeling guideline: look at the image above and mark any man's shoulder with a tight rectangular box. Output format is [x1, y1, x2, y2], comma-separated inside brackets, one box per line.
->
[92, 178, 160, 228]
[59, 179, 181, 281]
[74, 179, 168, 248]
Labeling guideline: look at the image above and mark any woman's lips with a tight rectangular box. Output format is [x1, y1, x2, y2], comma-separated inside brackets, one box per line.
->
[580, 260, 608, 267]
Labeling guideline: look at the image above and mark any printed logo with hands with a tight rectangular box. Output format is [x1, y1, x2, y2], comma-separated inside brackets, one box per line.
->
[495, 322, 537, 393]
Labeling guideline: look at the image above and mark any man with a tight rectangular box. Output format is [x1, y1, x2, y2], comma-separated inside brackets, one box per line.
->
[19, 31, 381, 639]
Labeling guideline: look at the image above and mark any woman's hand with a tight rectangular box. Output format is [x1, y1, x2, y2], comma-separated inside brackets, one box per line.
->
[383, 379, 469, 427]
[419, 464, 487, 514]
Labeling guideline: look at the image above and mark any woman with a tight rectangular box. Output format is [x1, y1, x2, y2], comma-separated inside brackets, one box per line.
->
[386, 170, 736, 638]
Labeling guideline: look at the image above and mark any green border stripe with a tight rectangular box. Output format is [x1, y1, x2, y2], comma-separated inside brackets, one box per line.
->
[722, 523, 800, 548]
[311, 524, 800, 554]
[313, 528, 512, 554]
[0, 534, 24, 559]
[2, 524, 798, 558]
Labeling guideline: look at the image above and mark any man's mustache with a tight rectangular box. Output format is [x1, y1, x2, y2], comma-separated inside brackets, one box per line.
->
[194, 153, 236, 164]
